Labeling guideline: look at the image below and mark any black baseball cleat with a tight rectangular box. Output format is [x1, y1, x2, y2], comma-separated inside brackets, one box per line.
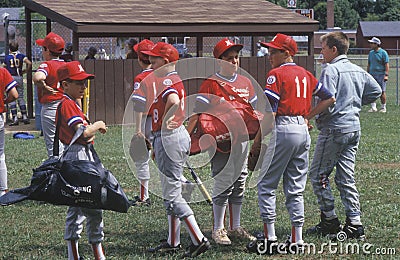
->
[246, 231, 278, 255]
[182, 237, 210, 258]
[23, 119, 30, 125]
[342, 218, 365, 241]
[306, 212, 341, 238]
[148, 239, 181, 255]
[130, 195, 151, 207]
[9, 120, 19, 126]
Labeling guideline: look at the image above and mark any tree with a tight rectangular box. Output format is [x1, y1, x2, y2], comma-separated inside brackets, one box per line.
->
[334, 0, 359, 29]
[0, 0, 22, 8]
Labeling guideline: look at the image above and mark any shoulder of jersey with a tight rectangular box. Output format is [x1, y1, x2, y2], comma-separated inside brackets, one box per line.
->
[266, 75, 277, 85]
[39, 63, 49, 69]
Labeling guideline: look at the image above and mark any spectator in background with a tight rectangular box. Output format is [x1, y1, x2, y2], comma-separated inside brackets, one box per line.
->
[256, 42, 268, 57]
[126, 38, 138, 59]
[367, 37, 389, 113]
[60, 42, 73, 62]
[2, 40, 32, 126]
[85, 46, 97, 60]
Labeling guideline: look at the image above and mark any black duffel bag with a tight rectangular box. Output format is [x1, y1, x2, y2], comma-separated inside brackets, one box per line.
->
[0, 104, 131, 213]
[27, 145, 130, 213]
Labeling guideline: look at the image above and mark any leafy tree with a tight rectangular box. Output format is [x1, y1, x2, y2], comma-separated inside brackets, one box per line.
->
[334, 0, 359, 29]
[0, 0, 22, 8]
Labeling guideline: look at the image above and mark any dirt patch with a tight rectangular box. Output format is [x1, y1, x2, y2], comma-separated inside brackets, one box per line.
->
[357, 162, 400, 170]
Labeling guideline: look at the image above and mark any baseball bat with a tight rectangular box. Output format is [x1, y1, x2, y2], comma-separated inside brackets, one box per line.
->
[185, 162, 213, 205]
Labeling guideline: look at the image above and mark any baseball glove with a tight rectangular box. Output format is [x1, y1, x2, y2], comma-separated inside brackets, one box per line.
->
[248, 142, 267, 171]
[129, 133, 152, 162]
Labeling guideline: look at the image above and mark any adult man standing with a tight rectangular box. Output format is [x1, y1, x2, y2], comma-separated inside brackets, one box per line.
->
[367, 37, 389, 113]
[307, 32, 382, 241]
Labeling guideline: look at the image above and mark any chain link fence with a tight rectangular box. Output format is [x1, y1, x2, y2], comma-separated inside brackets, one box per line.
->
[315, 56, 400, 106]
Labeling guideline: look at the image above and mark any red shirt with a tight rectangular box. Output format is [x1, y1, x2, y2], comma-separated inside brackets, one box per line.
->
[147, 71, 186, 132]
[56, 95, 89, 146]
[36, 59, 66, 104]
[0, 68, 18, 113]
[132, 69, 153, 116]
[264, 63, 320, 116]
[194, 73, 257, 112]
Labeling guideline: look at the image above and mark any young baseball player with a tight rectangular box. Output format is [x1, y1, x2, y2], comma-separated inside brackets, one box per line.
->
[56, 61, 107, 260]
[2, 40, 32, 126]
[33, 32, 66, 158]
[131, 40, 194, 206]
[0, 68, 18, 197]
[134, 42, 210, 257]
[306, 32, 381, 241]
[247, 33, 335, 254]
[130, 39, 155, 206]
[186, 38, 257, 245]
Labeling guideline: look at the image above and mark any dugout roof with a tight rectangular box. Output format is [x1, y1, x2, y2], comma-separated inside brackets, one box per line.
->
[23, 0, 318, 37]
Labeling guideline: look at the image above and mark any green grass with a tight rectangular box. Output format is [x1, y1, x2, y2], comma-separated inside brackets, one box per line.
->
[1, 85, 400, 259]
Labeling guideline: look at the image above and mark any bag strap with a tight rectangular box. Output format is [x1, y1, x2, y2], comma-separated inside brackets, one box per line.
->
[214, 78, 249, 105]
[53, 101, 86, 158]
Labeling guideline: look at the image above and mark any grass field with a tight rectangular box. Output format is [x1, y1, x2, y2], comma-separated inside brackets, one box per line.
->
[1, 82, 400, 259]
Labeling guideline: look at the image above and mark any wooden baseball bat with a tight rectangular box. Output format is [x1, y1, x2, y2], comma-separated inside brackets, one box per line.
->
[186, 162, 212, 205]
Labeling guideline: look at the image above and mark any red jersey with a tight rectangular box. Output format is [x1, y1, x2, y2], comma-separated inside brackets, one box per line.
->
[0, 68, 18, 113]
[145, 71, 186, 132]
[56, 95, 90, 146]
[194, 73, 257, 112]
[132, 68, 153, 116]
[264, 63, 321, 116]
[36, 59, 66, 104]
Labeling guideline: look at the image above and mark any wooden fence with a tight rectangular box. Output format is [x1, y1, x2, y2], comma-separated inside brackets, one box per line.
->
[82, 55, 314, 125]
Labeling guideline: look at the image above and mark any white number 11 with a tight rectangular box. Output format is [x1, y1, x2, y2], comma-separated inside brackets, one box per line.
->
[295, 76, 307, 98]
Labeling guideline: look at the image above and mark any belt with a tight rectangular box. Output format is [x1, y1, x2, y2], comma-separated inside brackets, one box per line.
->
[275, 115, 305, 125]
[152, 125, 185, 137]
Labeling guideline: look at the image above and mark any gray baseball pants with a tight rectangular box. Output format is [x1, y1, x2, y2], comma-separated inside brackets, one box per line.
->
[63, 143, 104, 244]
[41, 100, 64, 157]
[258, 116, 310, 227]
[210, 141, 248, 206]
[153, 126, 194, 219]
[0, 115, 7, 191]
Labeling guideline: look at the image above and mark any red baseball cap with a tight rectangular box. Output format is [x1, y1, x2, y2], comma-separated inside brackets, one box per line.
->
[36, 32, 65, 54]
[134, 39, 155, 61]
[58, 61, 95, 81]
[260, 33, 298, 56]
[213, 38, 243, 58]
[141, 42, 179, 62]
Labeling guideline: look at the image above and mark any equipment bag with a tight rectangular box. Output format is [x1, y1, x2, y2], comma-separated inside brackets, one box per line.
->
[190, 80, 263, 155]
[0, 103, 131, 213]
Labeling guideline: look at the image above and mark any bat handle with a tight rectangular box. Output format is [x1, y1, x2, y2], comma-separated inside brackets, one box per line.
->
[198, 184, 213, 205]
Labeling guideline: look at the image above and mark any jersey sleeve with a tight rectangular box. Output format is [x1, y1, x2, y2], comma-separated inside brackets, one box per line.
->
[1, 68, 18, 93]
[309, 71, 333, 100]
[264, 71, 280, 112]
[61, 99, 85, 127]
[37, 61, 50, 77]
